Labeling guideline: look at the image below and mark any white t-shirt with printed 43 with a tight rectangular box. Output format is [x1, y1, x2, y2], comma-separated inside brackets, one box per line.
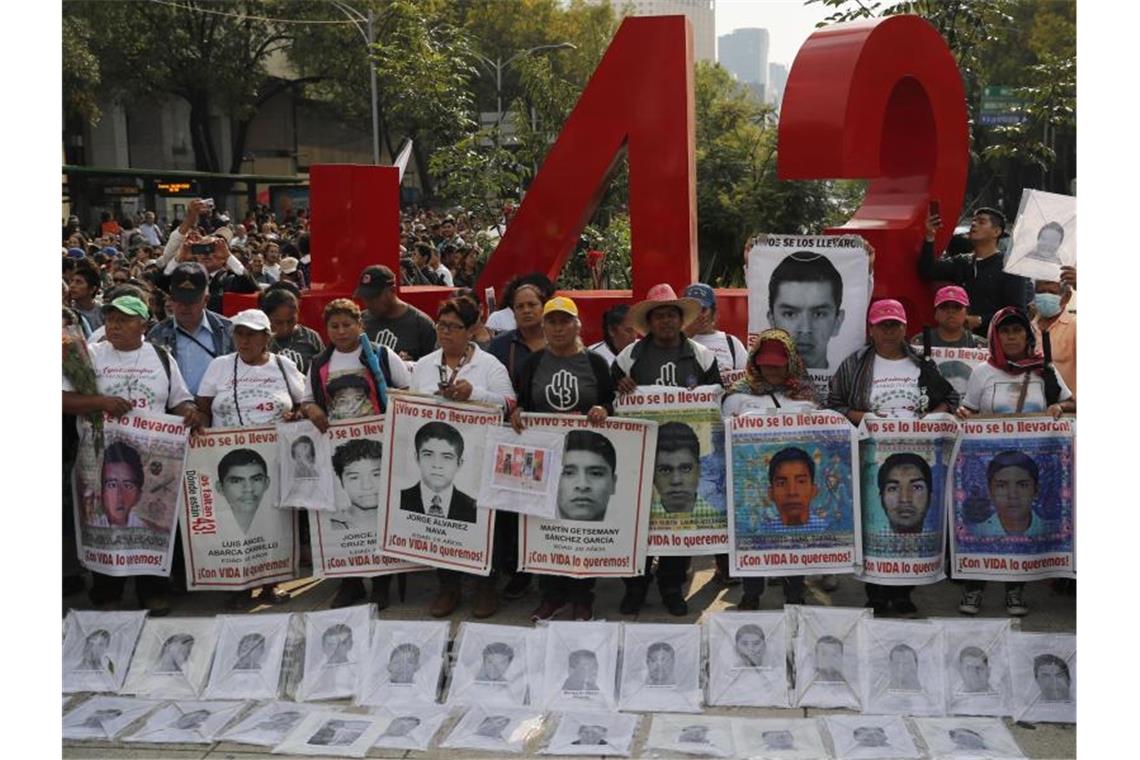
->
[198, 353, 310, 428]
[63, 341, 193, 414]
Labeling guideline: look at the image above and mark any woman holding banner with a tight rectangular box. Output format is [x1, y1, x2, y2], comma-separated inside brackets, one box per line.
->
[827, 299, 958, 617]
[410, 295, 516, 618]
[510, 296, 615, 622]
[261, 287, 324, 374]
[197, 308, 329, 608]
[723, 328, 818, 608]
[955, 306, 1075, 617]
[306, 298, 412, 609]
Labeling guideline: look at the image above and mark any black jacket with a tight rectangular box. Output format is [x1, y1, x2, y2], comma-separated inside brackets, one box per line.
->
[916, 241, 1029, 335]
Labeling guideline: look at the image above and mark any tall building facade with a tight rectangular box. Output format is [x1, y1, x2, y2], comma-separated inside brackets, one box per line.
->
[590, 0, 716, 62]
[768, 62, 789, 110]
[717, 27, 769, 102]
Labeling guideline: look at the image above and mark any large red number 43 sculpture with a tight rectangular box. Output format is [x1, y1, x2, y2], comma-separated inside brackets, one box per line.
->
[227, 15, 966, 340]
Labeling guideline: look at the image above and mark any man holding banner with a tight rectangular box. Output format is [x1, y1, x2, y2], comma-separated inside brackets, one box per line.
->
[613, 284, 721, 617]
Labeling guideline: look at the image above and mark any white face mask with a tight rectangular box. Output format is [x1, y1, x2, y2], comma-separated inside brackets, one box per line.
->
[1034, 293, 1063, 318]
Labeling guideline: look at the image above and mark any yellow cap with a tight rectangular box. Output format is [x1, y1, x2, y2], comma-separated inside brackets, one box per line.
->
[543, 296, 579, 318]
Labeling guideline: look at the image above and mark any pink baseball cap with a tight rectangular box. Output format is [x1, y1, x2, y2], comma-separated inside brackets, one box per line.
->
[934, 285, 970, 308]
[868, 299, 907, 325]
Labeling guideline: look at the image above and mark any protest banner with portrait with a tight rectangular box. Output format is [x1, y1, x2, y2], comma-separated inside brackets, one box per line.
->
[1004, 189, 1076, 282]
[856, 415, 959, 585]
[73, 412, 189, 577]
[745, 234, 871, 395]
[310, 416, 424, 579]
[727, 410, 860, 576]
[949, 417, 1075, 581]
[276, 420, 335, 511]
[519, 414, 656, 578]
[178, 425, 299, 591]
[377, 395, 501, 575]
[479, 425, 564, 519]
[928, 346, 990, 400]
[614, 385, 726, 556]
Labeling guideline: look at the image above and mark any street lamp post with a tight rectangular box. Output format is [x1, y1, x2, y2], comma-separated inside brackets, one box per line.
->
[472, 42, 577, 142]
[331, 1, 381, 165]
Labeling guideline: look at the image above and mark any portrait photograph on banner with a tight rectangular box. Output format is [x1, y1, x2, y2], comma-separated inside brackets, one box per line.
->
[202, 612, 292, 700]
[941, 618, 1014, 717]
[1008, 631, 1075, 724]
[1003, 189, 1076, 281]
[276, 419, 335, 511]
[745, 234, 871, 395]
[121, 699, 244, 744]
[791, 606, 869, 711]
[439, 705, 545, 754]
[727, 410, 860, 577]
[614, 385, 727, 556]
[378, 395, 501, 575]
[857, 415, 959, 585]
[273, 709, 389, 757]
[62, 696, 160, 742]
[860, 618, 947, 717]
[121, 617, 217, 699]
[296, 605, 372, 702]
[179, 424, 299, 591]
[446, 622, 534, 707]
[823, 715, 922, 760]
[479, 425, 564, 518]
[645, 714, 735, 758]
[355, 619, 449, 707]
[72, 412, 188, 577]
[62, 609, 147, 694]
[730, 718, 830, 760]
[539, 621, 621, 711]
[310, 416, 425, 579]
[949, 418, 1075, 582]
[370, 705, 451, 752]
[217, 701, 324, 747]
[519, 414, 655, 578]
[705, 611, 791, 708]
[617, 623, 702, 713]
[540, 710, 640, 756]
[928, 346, 990, 399]
[911, 717, 1026, 759]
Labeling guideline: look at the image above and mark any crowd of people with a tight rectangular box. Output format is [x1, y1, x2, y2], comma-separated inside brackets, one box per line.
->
[62, 201, 1076, 624]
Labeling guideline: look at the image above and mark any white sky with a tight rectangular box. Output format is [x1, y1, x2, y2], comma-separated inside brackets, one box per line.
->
[715, 0, 857, 69]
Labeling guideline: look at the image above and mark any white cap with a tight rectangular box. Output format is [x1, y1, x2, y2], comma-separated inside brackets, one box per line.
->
[231, 308, 271, 332]
[280, 256, 300, 274]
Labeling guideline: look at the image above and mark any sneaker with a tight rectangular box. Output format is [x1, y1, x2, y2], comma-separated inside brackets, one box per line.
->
[571, 602, 594, 621]
[864, 598, 889, 616]
[892, 597, 918, 618]
[820, 574, 840, 592]
[331, 578, 366, 609]
[530, 598, 568, 623]
[662, 591, 688, 617]
[501, 573, 531, 600]
[958, 589, 984, 615]
[619, 590, 646, 616]
[737, 594, 761, 611]
[1005, 587, 1029, 617]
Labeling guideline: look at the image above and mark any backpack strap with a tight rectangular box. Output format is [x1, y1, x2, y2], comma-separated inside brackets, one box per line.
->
[275, 354, 301, 407]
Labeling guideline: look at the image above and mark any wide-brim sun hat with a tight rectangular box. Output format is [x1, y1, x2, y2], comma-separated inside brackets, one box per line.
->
[628, 283, 702, 334]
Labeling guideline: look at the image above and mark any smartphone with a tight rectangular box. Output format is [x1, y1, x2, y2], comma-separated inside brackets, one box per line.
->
[484, 286, 497, 314]
[191, 242, 214, 256]
[928, 199, 940, 218]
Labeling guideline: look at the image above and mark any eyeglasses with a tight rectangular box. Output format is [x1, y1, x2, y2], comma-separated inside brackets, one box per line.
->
[436, 321, 466, 333]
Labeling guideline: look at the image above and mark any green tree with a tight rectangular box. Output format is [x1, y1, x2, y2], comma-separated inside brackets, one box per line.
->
[62, 13, 101, 126]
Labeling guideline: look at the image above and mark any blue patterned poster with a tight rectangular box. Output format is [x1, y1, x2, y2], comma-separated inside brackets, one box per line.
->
[949, 417, 1075, 581]
[727, 410, 860, 576]
[856, 415, 959, 585]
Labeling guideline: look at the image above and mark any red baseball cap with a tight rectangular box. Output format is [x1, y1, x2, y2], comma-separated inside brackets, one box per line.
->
[868, 299, 907, 325]
[934, 285, 969, 308]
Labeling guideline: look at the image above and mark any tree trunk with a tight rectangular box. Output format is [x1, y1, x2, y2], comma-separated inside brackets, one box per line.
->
[230, 117, 252, 175]
[412, 135, 433, 200]
[188, 92, 221, 173]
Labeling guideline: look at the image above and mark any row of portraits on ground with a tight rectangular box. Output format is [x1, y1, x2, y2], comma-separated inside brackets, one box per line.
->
[63, 605, 1074, 725]
[72, 396, 1074, 589]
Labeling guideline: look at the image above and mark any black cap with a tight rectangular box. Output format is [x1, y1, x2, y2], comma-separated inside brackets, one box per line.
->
[169, 262, 208, 303]
[354, 265, 396, 299]
[973, 206, 1009, 237]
